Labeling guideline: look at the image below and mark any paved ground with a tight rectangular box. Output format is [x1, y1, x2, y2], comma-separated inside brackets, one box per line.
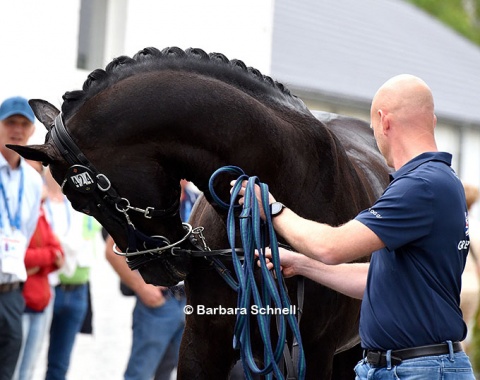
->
[30, 241, 176, 380]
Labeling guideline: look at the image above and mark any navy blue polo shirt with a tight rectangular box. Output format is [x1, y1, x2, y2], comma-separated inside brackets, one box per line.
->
[355, 152, 468, 350]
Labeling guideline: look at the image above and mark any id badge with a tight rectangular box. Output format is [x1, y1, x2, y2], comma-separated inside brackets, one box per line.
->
[0, 230, 28, 275]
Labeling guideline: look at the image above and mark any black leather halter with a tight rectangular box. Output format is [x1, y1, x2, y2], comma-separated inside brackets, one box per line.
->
[51, 114, 179, 216]
[49, 113, 183, 260]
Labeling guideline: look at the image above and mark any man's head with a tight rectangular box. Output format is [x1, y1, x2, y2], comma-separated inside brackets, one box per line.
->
[370, 74, 437, 168]
[0, 96, 36, 166]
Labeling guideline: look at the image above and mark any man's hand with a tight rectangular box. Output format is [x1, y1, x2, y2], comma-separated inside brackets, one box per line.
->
[230, 180, 276, 220]
[135, 284, 167, 308]
[27, 266, 40, 275]
[257, 247, 303, 278]
[54, 250, 65, 269]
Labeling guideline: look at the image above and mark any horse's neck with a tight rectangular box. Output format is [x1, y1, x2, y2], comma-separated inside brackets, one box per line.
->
[76, 74, 343, 211]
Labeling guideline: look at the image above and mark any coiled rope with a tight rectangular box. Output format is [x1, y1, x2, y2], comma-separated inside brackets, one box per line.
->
[208, 166, 306, 380]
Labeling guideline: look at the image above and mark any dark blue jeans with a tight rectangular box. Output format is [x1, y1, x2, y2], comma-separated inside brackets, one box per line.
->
[0, 288, 24, 380]
[125, 294, 185, 380]
[46, 284, 88, 380]
[355, 342, 475, 379]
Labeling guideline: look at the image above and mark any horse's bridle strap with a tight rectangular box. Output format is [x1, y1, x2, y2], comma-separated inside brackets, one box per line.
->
[51, 113, 178, 216]
[173, 248, 244, 258]
[51, 114, 94, 168]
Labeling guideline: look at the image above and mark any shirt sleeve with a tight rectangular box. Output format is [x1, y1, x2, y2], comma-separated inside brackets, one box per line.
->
[355, 176, 434, 251]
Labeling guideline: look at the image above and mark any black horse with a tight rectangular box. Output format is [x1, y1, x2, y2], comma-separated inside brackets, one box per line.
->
[10, 47, 389, 379]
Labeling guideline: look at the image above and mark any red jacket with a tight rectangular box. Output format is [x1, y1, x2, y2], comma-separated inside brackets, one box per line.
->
[23, 208, 64, 311]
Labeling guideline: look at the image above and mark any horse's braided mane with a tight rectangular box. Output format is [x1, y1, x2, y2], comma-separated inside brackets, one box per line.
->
[61, 47, 308, 116]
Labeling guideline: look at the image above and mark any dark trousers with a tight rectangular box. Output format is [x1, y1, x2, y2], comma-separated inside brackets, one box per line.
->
[0, 288, 24, 380]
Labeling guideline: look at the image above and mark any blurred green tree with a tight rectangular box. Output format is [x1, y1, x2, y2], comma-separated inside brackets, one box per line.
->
[407, 0, 480, 46]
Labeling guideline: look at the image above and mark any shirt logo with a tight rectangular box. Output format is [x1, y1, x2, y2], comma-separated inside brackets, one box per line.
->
[368, 208, 382, 218]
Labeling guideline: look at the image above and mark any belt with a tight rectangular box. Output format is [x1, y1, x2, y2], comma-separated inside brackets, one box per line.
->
[0, 282, 22, 294]
[57, 283, 86, 291]
[366, 342, 463, 367]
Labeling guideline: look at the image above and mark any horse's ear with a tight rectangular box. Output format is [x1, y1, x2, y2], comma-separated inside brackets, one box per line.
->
[29, 99, 60, 131]
[6, 144, 59, 165]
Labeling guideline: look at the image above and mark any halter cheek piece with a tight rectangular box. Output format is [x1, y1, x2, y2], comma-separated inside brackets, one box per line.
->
[49, 113, 190, 260]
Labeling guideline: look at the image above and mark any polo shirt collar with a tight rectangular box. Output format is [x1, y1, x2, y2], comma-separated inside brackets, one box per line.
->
[390, 152, 452, 181]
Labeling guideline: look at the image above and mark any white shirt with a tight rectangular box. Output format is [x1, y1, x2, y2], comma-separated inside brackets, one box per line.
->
[0, 154, 42, 282]
[44, 197, 96, 277]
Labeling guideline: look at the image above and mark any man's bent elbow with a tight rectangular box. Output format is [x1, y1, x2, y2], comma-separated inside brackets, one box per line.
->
[318, 245, 343, 265]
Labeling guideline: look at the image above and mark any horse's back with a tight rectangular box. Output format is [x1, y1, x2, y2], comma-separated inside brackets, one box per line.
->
[311, 110, 389, 201]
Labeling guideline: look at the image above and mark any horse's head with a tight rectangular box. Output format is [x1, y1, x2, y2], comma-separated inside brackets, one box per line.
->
[8, 99, 192, 286]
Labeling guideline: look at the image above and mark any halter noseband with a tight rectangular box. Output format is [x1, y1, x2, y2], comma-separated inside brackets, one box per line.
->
[49, 113, 187, 259]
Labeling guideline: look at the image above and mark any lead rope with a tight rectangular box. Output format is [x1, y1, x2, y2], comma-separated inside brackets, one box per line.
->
[208, 166, 306, 380]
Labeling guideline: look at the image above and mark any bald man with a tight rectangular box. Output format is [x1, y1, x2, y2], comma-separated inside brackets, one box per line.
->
[235, 75, 475, 378]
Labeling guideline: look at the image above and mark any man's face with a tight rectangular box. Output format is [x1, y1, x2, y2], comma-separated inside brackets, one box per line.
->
[0, 115, 34, 148]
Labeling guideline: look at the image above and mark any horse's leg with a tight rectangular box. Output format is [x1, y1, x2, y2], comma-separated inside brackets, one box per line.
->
[300, 340, 336, 379]
[177, 314, 238, 379]
[295, 281, 362, 380]
[299, 343, 361, 380]
[332, 343, 363, 379]
[177, 263, 239, 379]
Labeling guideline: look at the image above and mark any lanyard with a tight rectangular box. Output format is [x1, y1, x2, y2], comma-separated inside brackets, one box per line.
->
[0, 166, 24, 230]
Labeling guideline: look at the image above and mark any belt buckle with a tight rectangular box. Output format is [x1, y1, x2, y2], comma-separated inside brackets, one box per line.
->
[366, 351, 382, 366]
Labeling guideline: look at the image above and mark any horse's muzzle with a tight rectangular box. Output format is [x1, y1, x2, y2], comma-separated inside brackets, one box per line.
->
[136, 253, 191, 286]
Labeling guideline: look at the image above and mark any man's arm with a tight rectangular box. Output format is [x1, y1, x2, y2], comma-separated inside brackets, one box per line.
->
[105, 235, 166, 308]
[273, 209, 384, 264]
[265, 247, 369, 299]
[234, 182, 385, 265]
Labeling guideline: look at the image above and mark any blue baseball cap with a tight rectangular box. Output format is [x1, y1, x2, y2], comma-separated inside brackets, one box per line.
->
[0, 96, 35, 123]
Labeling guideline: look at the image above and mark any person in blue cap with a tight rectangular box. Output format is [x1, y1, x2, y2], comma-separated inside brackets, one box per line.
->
[235, 75, 475, 379]
[0, 96, 43, 380]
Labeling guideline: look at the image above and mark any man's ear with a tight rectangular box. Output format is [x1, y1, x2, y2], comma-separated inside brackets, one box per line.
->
[378, 109, 390, 133]
[6, 144, 59, 166]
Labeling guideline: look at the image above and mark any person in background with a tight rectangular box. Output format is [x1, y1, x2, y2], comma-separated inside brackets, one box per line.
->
[459, 183, 480, 355]
[43, 167, 102, 380]
[462, 184, 480, 376]
[238, 75, 475, 378]
[13, 161, 64, 380]
[106, 236, 186, 380]
[0, 96, 43, 380]
[179, 179, 199, 223]
[106, 180, 199, 380]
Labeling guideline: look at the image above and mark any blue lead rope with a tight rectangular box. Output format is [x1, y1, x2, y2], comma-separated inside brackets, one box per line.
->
[208, 166, 306, 380]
